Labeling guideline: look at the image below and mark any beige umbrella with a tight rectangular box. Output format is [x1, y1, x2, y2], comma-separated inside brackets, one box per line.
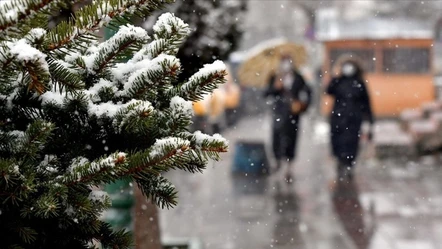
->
[237, 42, 307, 88]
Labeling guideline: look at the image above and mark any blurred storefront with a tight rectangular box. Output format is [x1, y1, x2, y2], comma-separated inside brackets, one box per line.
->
[317, 10, 435, 117]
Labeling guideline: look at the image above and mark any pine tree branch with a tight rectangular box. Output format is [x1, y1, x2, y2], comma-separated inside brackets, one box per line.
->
[114, 100, 155, 134]
[122, 55, 180, 99]
[135, 174, 177, 209]
[48, 58, 83, 93]
[97, 39, 134, 73]
[18, 121, 54, 160]
[167, 60, 227, 101]
[24, 61, 49, 95]
[4, 33, 51, 95]
[0, 0, 58, 32]
[1, 56, 14, 70]
[63, 153, 127, 187]
[132, 13, 190, 62]
[85, 24, 149, 75]
[46, 0, 173, 52]
[125, 147, 185, 176]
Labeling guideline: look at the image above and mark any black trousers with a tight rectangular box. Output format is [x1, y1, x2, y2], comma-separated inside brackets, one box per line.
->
[272, 116, 299, 161]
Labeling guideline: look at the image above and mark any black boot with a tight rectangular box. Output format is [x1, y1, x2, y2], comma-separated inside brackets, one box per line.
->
[337, 163, 352, 182]
[347, 167, 354, 181]
[337, 162, 346, 180]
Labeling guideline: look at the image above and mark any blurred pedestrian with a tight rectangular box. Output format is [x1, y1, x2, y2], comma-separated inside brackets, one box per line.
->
[265, 55, 311, 183]
[327, 57, 374, 180]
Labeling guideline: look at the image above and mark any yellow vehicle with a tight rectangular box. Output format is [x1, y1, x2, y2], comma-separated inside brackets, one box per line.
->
[191, 65, 241, 133]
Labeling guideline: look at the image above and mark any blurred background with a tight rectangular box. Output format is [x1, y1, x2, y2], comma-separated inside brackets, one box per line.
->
[53, 1, 442, 248]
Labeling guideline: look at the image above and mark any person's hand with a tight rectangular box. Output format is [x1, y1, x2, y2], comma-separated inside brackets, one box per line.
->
[291, 100, 302, 114]
[274, 78, 283, 90]
[367, 130, 373, 142]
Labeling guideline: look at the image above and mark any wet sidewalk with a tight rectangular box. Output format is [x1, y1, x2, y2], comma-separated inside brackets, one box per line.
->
[159, 112, 442, 249]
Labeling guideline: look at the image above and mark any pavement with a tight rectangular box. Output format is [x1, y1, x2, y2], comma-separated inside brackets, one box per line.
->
[159, 111, 442, 249]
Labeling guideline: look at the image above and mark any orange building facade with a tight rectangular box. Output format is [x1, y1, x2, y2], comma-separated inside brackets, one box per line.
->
[321, 38, 435, 117]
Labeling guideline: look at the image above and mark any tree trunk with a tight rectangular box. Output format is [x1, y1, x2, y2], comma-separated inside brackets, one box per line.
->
[134, 186, 162, 249]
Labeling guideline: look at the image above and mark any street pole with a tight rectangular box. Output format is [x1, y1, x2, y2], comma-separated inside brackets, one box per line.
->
[134, 187, 162, 249]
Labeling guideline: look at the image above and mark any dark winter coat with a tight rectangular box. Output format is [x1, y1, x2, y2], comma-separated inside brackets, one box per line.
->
[327, 75, 373, 166]
[265, 71, 311, 160]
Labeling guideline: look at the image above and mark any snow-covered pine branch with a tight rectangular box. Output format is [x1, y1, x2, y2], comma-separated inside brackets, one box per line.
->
[168, 60, 227, 101]
[46, 0, 174, 52]
[82, 24, 149, 75]
[113, 99, 155, 133]
[121, 54, 180, 100]
[4, 30, 51, 94]
[61, 152, 128, 186]
[132, 13, 190, 62]
[0, 0, 60, 32]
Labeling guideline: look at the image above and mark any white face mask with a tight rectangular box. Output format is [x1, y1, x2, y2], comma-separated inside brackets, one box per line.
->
[342, 63, 356, 77]
[280, 60, 292, 72]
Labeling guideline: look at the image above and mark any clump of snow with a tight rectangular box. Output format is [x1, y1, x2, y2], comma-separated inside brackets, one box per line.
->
[40, 91, 66, 106]
[88, 102, 122, 118]
[194, 60, 226, 79]
[12, 164, 19, 174]
[9, 130, 25, 139]
[65, 205, 75, 216]
[170, 96, 193, 116]
[89, 99, 154, 119]
[186, 60, 226, 86]
[149, 137, 190, 158]
[92, 152, 127, 171]
[153, 13, 190, 36]
[8, 39, 48, 71]
[41, 121, 53, 130]
[0, 0, 28, 26]
[177, 60, 226, 96]
[26, 28, 47, 41]
[111, 59, 152, 82]
[86, 79, 116, 102]
[64, 51, 82, 64]
[69, 157, 90, 173]
[193, 130, 228, 147]
[131, 38, 170, 63]
[38, 155, 58, 174]
[88, 190, 109, 202]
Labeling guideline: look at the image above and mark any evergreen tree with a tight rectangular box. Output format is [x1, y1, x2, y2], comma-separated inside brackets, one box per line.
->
[0, 0, 228, 248]
[144, 0, 247, 81]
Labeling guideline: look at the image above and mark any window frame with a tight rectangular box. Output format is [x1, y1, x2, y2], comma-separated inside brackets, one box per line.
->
[381, 47, 431, 75]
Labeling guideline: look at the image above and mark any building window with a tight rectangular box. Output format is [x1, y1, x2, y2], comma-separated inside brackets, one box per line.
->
[383, 48, 430, 74]
[436, 18, 442, 42]
[330, 48, 376, 73]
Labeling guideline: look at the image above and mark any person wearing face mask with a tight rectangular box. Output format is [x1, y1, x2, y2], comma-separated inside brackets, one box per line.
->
[327, 58, 374, 181]
[264, 55, 312, 183]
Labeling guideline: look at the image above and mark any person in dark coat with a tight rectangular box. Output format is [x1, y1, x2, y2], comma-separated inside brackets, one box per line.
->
[327, 58, 374, 180]
[265, 55, 311, 182]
